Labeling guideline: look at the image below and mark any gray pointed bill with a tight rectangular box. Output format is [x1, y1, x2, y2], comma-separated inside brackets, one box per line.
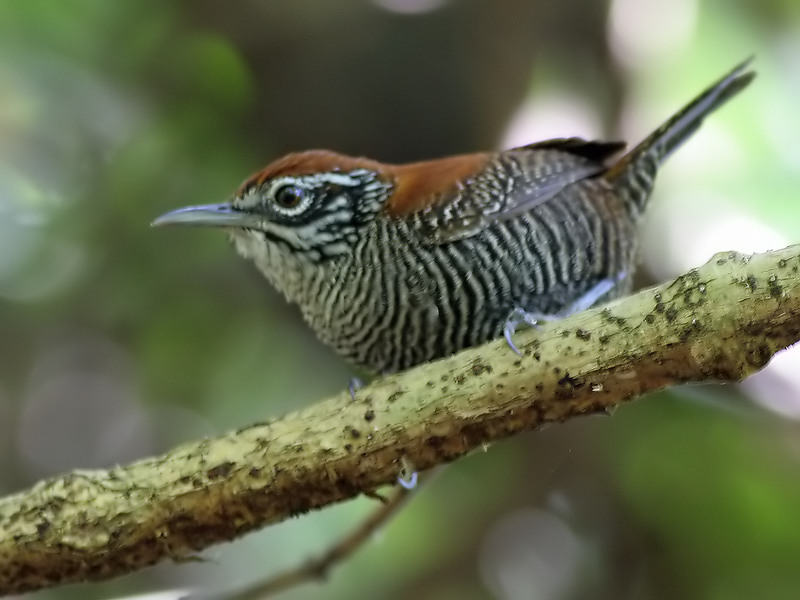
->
[151, 203, 262, 228]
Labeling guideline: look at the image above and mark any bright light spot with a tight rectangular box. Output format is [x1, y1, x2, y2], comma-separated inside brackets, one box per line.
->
[371, 0, 450, 15]
[17, 333, 152, 475]
[762, 94, 800, 172]
[680, 212, 786, 272]
[107, 592, 189, 600]
[743, 346, 800, 419]
[500, 94, 601, 150]
[480, 509, 584, 600]
[608, 0, 698, 70]
[643, 193, 788, 281]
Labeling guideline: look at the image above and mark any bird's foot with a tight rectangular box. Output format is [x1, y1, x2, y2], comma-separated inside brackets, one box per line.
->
[348, 377, 364, 401]
[503, 276, 622, 356]
[504, 308, 547, 356]
[397, 457, 418, 490]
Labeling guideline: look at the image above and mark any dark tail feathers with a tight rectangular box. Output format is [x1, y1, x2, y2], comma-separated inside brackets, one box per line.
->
[606, 58, 755, 183]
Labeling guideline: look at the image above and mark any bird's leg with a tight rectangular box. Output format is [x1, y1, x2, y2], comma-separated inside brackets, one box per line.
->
[396, 456, 419, 490]
[503, 308, 542, 356]
[504, 276, 622, 356]
[348, 377, 364, 401]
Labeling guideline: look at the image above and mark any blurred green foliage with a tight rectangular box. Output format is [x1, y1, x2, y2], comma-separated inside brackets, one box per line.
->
[1, 1, 799, 599]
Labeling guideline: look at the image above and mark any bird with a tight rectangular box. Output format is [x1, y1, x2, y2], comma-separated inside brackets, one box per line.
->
[153, 60, 754, 375]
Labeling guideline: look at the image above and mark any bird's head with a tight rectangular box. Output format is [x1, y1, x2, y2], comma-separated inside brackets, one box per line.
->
[153, 150, 397, 263]
[154, 149, 491, 266]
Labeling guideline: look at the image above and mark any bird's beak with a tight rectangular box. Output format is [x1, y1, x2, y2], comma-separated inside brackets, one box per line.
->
[151, 203, 262, 229]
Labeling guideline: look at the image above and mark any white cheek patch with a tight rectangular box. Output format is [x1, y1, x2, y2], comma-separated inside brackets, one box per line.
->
[261, 197, 352, 250]
[235, 189, 262, 210]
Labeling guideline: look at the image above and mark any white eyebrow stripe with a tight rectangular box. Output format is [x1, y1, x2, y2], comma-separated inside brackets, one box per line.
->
[234, 171, 367, 214]
[306, 173, 361, 187]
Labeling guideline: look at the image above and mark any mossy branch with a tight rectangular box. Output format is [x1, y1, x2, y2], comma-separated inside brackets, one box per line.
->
[2, 247, 800, 595]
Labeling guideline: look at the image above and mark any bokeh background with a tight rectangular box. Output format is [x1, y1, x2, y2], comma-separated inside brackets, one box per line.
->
[2, 1, 800, 599]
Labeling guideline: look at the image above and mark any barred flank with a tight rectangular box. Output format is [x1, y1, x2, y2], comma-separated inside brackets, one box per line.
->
[313, 178, 633, 373]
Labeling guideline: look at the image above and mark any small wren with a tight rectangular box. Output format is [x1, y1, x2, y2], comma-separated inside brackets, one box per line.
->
[154, 61, 754, 374]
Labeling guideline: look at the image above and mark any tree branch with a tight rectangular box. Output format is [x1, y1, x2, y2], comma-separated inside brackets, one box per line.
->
[2, 247, 800, 595]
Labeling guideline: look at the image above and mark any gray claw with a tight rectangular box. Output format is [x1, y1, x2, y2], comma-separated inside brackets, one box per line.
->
[348, 377, 364, 401]
[503, 308, 542, 356]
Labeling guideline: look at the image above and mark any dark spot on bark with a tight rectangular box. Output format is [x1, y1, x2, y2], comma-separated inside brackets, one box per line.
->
[768, 275, 783, 299]
[679, 319, 703, 343]
[601, 309, 627, 326]
[665, 306, 678, 322]
[387, 390, 404, 403]
[778, 259, 788, 268]
[513, 360, 522, 367]
[575, 328, 591, 340]
[453, 374, 465, 385]
[743, 322, 764, 336]
[746, 344, 773, 369]
[427, 380, 435, 387]
[349, 427, 361, 439]
[249, 467, 262, 478]
[683, 285, 706, 306]
[364, 409, 375, 422]
[555, 387, 575, 400]
[598, 334, 610, 345]
[746, 274, 758, 290]
[207, 461, 235, 480]
[36, 519, 50, 536]
[535, 383, 544, 392]
[471, 360, 492, 376]
[426, 435, 444, 448]
[441, 386, 449, 393]
[344, 444, 353, 452]
[553, 366, 561, 374]
[645, 313, 656, 324]
[562, 330, 570, 338]
[533, 352, 541, 361]
[558, 372, 583, 388]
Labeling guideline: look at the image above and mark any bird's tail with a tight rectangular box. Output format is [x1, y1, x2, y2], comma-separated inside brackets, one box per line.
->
[606, 59, 755, 212]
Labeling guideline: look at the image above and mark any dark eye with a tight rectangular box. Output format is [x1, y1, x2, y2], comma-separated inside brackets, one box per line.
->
[273, 185, 305, 209]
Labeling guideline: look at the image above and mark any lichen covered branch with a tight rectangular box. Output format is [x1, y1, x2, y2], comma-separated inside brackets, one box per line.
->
[2, 247, 800, 595]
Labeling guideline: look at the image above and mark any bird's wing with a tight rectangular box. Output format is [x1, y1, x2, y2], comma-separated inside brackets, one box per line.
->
[410, 138, 625, 245]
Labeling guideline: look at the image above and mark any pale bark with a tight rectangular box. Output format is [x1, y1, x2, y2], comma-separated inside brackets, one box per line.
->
[2, 247, 799, 595]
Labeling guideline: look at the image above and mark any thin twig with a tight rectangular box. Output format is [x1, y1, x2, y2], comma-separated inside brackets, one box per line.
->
[205, 476, 425, 600]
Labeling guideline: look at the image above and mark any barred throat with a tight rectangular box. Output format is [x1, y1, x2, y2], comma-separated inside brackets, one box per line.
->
[297, 179, 639, 374]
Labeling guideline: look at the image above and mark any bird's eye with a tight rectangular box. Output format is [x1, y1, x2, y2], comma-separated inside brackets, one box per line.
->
[273, 185, 305, 209]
